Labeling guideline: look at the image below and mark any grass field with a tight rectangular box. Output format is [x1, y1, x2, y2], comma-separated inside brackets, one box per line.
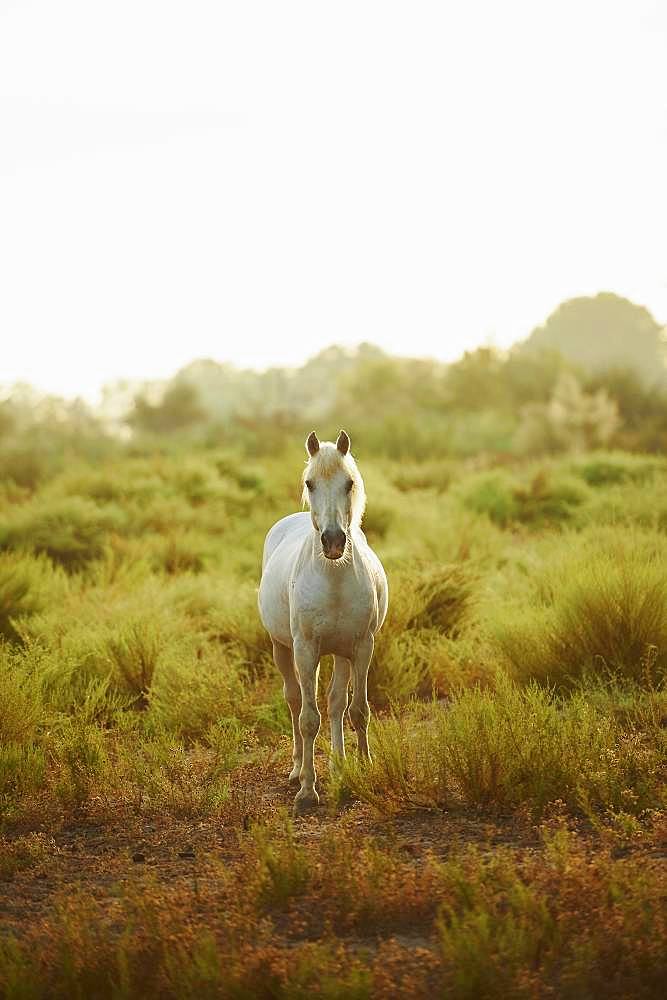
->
[1, 443, 666, 998]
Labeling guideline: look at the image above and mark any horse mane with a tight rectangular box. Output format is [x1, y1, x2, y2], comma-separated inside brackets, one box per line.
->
[302, 442, 367, 526]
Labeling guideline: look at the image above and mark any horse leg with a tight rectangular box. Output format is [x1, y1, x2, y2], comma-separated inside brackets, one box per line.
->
[293, 638, 321, 814]
[349, 635, 374, 761]
[272, 640, 302, 784]
[327, 655, 350, 762]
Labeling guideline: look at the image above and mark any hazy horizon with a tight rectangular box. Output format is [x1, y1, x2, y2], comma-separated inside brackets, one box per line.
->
[3, 288, 665, 407]
[2, 1, 666, 401]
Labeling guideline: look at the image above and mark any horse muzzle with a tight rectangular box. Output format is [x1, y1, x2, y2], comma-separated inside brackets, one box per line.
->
[321, 528, 347, 560]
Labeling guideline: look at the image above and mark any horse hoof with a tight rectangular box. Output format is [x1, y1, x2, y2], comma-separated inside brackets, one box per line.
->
[293, 789, 319, 816]
[288, 769, 301, 786]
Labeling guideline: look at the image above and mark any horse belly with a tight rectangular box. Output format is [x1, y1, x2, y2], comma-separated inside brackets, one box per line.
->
[316, 624, 358, 659]
[258, 541, 300, 647]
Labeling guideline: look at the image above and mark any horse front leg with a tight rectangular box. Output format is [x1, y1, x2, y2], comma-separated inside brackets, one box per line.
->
[293, 637, 321, 814]
[349, 635, 374, 761]
[272, 640, 302, 784]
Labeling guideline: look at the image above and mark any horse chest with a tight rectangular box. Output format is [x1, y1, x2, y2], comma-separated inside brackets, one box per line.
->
[290, 567, 375, 650]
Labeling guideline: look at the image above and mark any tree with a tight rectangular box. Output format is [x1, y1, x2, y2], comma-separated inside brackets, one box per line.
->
[443, 348, 509, 412]
[128, 382, 206, 435]
[519, 293, 667, 388]
[515, 373, 620, 454]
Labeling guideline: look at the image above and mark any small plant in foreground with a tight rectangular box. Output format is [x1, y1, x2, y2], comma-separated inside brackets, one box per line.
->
[249, 809, 310, 908]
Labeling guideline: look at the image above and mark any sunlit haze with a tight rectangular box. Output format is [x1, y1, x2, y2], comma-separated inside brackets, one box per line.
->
[1, 0, 666, 401]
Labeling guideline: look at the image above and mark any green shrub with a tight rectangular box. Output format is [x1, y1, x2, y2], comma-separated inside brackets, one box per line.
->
[152, 532, 208, 574]
[54, 720, 111, 808]
[406, 564, 474, 633]
[436, 829, 667, 1000]
[574, 475, 667, 531]
[361, 502, 394, 541]
[0, 647, 44, 743]
[391, 460, 453, 493]
[458, 469, 588, 527]
[511, 470, 589, 524]
[1, 497, 125, 571]
[336, 676, 665, 817]
[104, 620, 165, 708]
[0, 553, 45, 643]
[0, 447, 54, 490]
[437, 857, 555, 999]
[124, 731, 234, 816]
[59, 469, 126, 503]
[490, 530, 667, 687]
[250, 810, 310, 908]
[573, 451, 665, 487]
[458, 471, 518, 526]
[149, 648, 246, 740]
[0, 745, 46, 821]
[367, 561, 483, 704]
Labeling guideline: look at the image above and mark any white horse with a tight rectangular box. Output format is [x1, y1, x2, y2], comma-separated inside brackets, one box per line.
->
[258, 430, 388, 814]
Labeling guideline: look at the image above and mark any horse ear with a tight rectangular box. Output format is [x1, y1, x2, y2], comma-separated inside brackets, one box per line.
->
[336, 430, 350, 455]
[306, 431, 320, 456]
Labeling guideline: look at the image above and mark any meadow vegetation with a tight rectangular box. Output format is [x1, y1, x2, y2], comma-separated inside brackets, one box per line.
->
[1, 306, 667, 996]
[0, 432, 665, 997]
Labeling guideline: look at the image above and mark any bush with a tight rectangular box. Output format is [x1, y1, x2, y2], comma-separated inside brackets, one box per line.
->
[360, 501, 394, 541]
[149, 648, 246, 740]
[458, 469, 588, 527]
[0, 447, 54, 490]
[511, 470, 589, 524]
[406, 564, 474, 633]
[104, 621, 165, 708]
[0, 833, 55, 880]
[0, 553, 48, 643]
[458, 471, 518, 526]
[249, 810, 310, 908]
[336, 676, 665, 817]
[490, 530, 667, 687]
[572, 451, 665, 487]
[436, 828, 667, 1000]
[0, 646, 44, 744]
[391, 460, 453, 493]
[0, 745, 46, 821]
[515, 372, 620, 454]
[0, 497, 125, 571]
[369, 563, 482, 704]
[123, 731, 235, 816]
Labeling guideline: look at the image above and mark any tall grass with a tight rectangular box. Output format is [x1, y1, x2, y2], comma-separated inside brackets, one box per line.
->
[0, 497, 126, 571]
[436, 828, 667, 1000]
[0, 448, 665, 827]
[0, 439, 666, 998]
[457, 468, 589, 527]
[487, 527, 667, 687]
[0, 554, 43, 643]
[571, 450, 665, 487]
[334, 675, 665, 818]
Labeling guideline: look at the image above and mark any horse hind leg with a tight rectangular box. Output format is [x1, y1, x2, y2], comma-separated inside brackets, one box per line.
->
[349, 636, 374, 761]
[327, 655, 351, 762]
[272, 640, 302, 784]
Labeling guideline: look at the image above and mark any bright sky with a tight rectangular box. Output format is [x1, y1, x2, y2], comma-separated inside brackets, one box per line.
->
[1, 1, 666, 401]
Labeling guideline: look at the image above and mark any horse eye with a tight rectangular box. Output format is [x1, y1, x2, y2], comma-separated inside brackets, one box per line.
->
[345, 478, 354, 493]
[305, 479, 314, 491]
